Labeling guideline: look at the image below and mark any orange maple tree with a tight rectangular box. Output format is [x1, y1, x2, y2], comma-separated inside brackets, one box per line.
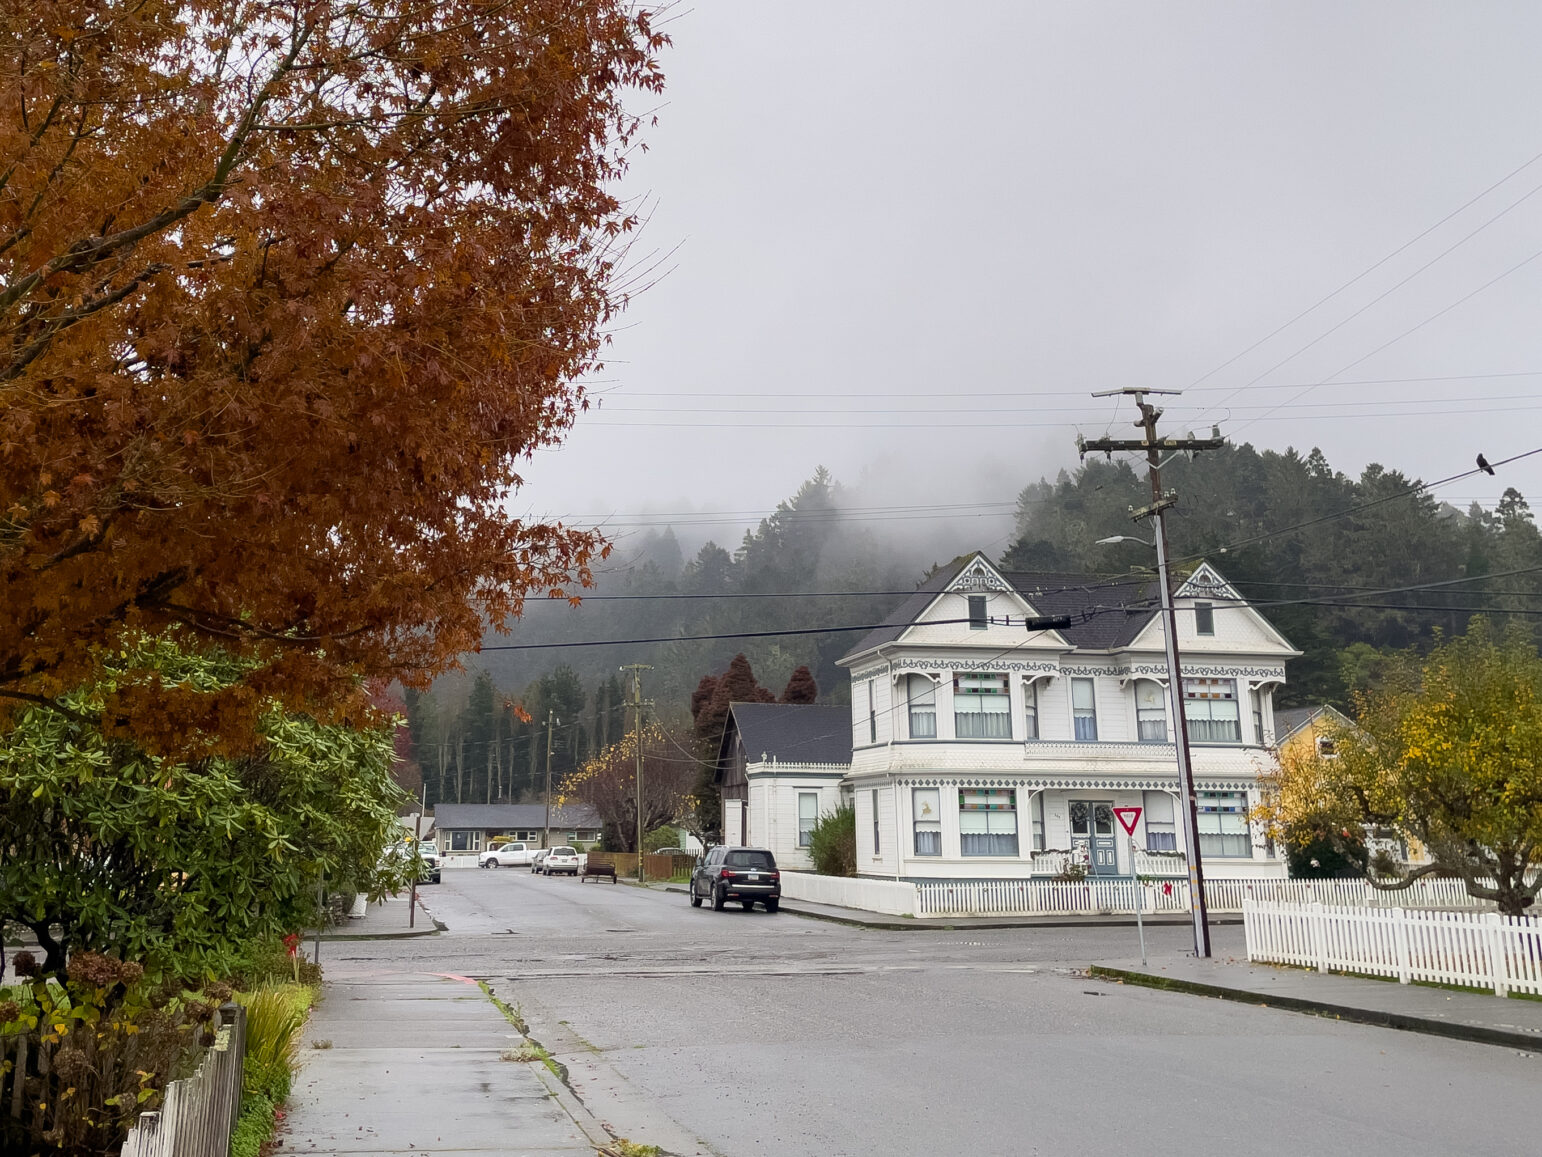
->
[0, 1, 667, 748]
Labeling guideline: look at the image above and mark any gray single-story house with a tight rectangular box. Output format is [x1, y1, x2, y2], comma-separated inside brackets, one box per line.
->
[428, 803, 603, 853]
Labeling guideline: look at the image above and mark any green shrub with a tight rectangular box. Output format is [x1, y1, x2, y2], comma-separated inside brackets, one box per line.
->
[807, 803, 856, 877]
[229, 1093, 278, 1157]
[240, 984, 311, 1101]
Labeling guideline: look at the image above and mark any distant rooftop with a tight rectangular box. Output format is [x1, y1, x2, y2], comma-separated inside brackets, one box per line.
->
[721, 702, 852, 767]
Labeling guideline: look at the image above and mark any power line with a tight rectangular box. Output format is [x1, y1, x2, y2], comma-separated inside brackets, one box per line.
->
[1168, 445, 1542, 567]
[599, 369, 1542, 401]
[1184, 145, 1542, 394]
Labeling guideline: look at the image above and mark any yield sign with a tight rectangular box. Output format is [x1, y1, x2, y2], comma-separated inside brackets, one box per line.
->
[1113, 806, 1143, 836]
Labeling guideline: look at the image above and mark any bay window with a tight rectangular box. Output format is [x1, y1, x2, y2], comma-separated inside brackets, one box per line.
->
[954, 672, 1011, 739]
[1023, 679, 1040, 740]
[907, 674, 937, 738]
[912, 787, 941, 856]
[1183, 677, 1241, 743]
[1072, 677, 1098, 741]
[1198, 790, 1251, 858]
[1143, 791, 1177, 851]
[959, 789, 1018, 856]
[1135, 679, 1167, 742]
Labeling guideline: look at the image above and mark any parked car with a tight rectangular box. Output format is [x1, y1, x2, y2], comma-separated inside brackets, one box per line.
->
[530, 848, 551, 873]
[479, 841, 534, 868]
[417, 844, 441, 884]
[541, 846, 581, 876]
[690, 846, 779, 912]
[382, 841, 440, 885]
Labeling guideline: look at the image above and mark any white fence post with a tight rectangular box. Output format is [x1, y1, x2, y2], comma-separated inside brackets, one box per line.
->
[1308, 902, 1328, 973]
[1393, 907, 1411, 984]
[1484, 912, 1510, 998]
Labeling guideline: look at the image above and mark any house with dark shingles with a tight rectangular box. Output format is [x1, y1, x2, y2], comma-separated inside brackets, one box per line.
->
[720, 551, 1302, 882]
[427, 803, 603, 854]
[715, 703, 853, 869]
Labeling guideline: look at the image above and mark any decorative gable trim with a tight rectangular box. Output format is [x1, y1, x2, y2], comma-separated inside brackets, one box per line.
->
[946, 555, 1012, 594]
[1176, 562, 1242, 601]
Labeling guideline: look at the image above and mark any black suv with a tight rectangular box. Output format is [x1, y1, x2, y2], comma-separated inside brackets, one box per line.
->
[691, 846, 780, 912]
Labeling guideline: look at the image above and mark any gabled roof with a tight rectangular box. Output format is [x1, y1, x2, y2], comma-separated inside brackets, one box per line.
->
[840, 553, 1162, 661]
[1274, 704, 1355, 744]
[718, 703, 852, 773]
[431, 803, 602, 831]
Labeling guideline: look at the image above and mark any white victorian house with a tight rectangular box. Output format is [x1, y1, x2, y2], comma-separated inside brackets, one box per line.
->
[719, 552, 1300, 883]
[837, 553, 1296, 881]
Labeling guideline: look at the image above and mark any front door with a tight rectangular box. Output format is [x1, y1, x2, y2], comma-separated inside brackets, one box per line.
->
[1070, 801, 1118, 875]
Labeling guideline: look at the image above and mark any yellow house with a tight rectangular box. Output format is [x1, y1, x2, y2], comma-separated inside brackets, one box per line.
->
[1272, 705, 1429, 866]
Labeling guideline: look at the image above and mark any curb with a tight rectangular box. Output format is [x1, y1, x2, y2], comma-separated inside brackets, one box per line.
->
[1088, 965, 1542, 1053]
[658, 885, 1243, 931]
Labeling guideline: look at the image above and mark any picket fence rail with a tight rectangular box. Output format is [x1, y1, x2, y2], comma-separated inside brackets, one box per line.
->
[1244, 899, 1542, 997]
[899, 874, 1501, 918]
[121, 1002, 246, 1157]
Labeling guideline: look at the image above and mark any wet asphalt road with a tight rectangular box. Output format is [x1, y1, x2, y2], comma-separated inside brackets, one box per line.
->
[320, 869, 1538, 1157]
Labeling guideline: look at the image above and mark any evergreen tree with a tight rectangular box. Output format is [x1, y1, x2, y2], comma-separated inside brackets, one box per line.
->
[780, 665, 819, 704]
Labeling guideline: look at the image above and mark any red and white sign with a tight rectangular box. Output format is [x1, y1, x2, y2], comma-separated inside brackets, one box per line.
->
[1112, 806, 1143, 836]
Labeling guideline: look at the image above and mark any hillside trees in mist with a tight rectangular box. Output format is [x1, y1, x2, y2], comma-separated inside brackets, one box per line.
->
[412, 446, 1538, 765]
[1004, 444, 1542, 706]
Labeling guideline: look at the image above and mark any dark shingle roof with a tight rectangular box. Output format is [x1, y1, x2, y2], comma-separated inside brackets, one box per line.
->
[840, 555, 1162, 661]
[1003, 571, 1159, 649]
[431, 803, 602, 831]
[724, 703, 852, 767]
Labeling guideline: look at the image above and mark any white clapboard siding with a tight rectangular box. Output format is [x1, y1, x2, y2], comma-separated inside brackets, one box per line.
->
[1244, 899, 1542, 997]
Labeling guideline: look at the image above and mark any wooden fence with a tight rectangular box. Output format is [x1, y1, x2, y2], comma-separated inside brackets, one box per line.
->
[1244, 899, 1542, 996]
[120, 1002, 247, 1157]
[585, 851, 696, 879]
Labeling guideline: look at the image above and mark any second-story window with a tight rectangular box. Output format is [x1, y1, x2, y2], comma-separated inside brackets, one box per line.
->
[1023, 679, 1039, 740]
[1072, 677, 1099, 741]
[1135, 679, 1167, 742]
[907, 675, 937, 738]
[868, 679, 877, 744]
[968, 594, 988, 629]
[1183, 677, 1241, 743]
[1250, 688, 1265, 745]
[954, 672, 1011, 739]
[1195, 602, 1215, 635]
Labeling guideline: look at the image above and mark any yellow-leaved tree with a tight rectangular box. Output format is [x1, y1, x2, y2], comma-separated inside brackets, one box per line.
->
[1256, 619, 1542, 916]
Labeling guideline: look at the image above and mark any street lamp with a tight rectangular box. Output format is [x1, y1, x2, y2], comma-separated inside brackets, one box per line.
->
[1095, 532, 1213, 956]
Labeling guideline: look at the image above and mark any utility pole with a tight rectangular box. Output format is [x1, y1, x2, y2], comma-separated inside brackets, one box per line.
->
[1079, 388, 1225, 958]
[621, 664, 653, 881]
[543, 709, 557, 850]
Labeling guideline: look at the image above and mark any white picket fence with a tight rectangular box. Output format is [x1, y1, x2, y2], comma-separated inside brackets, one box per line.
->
[121, 1003, 246, 1157]
[1244, 899, 1542, 997]
[916, 876, 1194, 917]
[904, 875, 1500, 918]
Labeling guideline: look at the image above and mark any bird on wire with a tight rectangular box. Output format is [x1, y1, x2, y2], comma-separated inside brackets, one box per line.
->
[1477, 453, 1496, 475]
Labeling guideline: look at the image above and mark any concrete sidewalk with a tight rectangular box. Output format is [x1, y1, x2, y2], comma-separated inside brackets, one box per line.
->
[1091, 954, 1542, 1052]
[276, 972, 613, 1156]
[317, 892, 442, 941]
[654, 882, 1241, 930]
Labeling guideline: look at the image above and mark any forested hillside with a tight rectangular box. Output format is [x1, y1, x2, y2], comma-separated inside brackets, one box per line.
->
[403, 446, 1542, 808]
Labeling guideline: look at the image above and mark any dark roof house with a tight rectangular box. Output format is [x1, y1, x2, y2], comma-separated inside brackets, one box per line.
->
[432, 803, 602, 832]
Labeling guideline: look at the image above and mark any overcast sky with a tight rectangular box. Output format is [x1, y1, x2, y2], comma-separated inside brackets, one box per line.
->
[517, 2, 1542, 562]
